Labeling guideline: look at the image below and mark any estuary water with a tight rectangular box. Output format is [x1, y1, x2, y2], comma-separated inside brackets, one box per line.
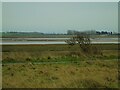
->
[0, 38, 119, 45]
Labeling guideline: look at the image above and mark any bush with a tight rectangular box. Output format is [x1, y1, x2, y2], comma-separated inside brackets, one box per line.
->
[47, 56, 51, 59]
[66, 33, 91, 54]
[26, 58, 31, 61]
[3, 57, 16, 63]
[66, 33, 102, 55]
[65, 36, 76, 46]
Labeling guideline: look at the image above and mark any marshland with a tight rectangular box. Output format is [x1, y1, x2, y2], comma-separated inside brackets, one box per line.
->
[2, 41, 119, 88]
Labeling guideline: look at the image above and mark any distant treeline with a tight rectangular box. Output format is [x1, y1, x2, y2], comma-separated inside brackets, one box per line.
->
[1, 30, 119, 38]
[2, 32, 66, 35]
[2, 30, 119, 35]
[67, 30, 119, 35]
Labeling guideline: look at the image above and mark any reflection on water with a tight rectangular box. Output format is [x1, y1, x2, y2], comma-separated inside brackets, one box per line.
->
[0, 38, 119, 45]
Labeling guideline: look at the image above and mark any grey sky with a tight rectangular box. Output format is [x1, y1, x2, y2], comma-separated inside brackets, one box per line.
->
[0, 2, 2, 32]
[2, 2, 118, 33]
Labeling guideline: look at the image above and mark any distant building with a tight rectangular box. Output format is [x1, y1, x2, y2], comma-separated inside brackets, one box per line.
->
[96, 31, 112, 35]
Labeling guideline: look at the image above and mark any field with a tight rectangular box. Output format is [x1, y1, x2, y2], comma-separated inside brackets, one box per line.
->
[2, 44, 119, 88]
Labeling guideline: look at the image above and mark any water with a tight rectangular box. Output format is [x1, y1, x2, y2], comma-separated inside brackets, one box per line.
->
[1, 38, 69, 41]
[0, 38, 119, 45]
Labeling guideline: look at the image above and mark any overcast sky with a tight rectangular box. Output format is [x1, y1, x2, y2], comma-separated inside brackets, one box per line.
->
[2, 2, 118, 33]
[0, 2, 2, 32]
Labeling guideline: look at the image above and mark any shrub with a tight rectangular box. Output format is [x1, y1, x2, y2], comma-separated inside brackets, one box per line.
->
[26, 58, 31, 61]
[66, 33, 91, 54]
[3, 57, 15, 63]
[66, 33, 103, 56]
[47, 56, 51, 59]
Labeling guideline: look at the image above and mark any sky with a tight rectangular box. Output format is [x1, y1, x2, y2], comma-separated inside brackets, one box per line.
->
[0, 2, 2, 32]
[2, 2, 118, 33]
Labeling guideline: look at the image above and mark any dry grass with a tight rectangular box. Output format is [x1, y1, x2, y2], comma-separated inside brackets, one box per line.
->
[2, 60, 118, 88]
[2, 44, 119, 88]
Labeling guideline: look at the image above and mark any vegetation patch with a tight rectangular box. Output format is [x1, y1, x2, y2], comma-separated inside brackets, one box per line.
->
[2, 44, 119, 88]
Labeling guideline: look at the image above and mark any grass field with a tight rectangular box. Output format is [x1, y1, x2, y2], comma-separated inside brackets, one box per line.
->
[2, 44, 119, 88]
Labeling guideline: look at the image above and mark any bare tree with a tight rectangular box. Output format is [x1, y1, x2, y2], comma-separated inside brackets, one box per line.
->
[65, 36, 76, 46]
[76, 33, 91, 53]
[66, 32, 91, 53]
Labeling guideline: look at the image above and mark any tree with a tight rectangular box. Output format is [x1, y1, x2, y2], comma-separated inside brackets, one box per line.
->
[76, 33, 91, 53]
[65, 36, 76, 46]
[66, 32, 102, 55]
[66, 32, 91, 53]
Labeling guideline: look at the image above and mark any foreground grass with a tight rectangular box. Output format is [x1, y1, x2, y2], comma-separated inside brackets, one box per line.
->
[2, 59, 118, 88]
[2, 44, 119, 88]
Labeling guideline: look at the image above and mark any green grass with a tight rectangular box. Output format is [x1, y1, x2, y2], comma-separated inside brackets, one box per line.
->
[2, 44, 118, 63]
[2, 44, 118, 52]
